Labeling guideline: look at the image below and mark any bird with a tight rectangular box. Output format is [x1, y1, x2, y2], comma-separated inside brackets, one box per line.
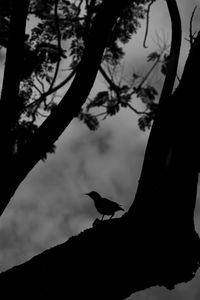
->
[85, 191, 125, 220]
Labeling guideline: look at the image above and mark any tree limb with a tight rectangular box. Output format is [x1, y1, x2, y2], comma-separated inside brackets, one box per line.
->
[143, 0, 155, 48]
[0, 216, 199, 299]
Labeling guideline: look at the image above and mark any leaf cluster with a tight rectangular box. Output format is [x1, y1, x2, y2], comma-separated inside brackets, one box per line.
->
[79, 53, 162, 131]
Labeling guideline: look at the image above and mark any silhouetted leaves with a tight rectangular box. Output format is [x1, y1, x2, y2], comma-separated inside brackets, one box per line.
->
[0, 0, 161, 156]
[161, 54, 170, 75]
[79, 112, 99, 130]
[87, 91, 109, 110]
[147, 51, 160, 62]
[137, 85, 158, 103]
[138, 114, 152, 131]
[107, 98, 120, 116]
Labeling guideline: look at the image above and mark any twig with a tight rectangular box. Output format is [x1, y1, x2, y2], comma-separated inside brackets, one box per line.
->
[94, 111, 107, 118]
[26, 68, 76, 110]
[32, 83, 42, 95]
[176, 74, 180, 83]
[126, 102, 148, 115]
[99, 65, 119, 92]
[134, 48, 166, 93]
[189, 6, 197, 46]
[35, 73, 45, 93]
[143, 0, 155, 48]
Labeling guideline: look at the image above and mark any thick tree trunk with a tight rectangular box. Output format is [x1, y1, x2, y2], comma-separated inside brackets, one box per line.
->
[129, 32, 200, 231]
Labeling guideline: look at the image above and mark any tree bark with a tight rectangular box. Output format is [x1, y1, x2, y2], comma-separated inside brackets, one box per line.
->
[130, 31, 200, 229]
[0, 213, 199, 300]
[129, 0, 198, 232]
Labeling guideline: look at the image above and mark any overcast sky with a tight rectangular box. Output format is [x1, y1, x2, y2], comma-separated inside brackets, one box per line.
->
[0, 1, 200, 299]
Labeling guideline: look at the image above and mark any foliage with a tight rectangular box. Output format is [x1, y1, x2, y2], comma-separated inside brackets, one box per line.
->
[0, 0, 166, 158]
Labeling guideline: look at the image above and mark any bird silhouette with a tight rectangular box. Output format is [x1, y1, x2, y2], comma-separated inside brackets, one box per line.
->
[85, 191, 124, 220]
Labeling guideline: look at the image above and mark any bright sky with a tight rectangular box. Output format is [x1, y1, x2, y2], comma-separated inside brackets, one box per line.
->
[0, 1, 200, 299]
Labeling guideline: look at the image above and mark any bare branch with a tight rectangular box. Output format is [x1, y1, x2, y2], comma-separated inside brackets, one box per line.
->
[99, 65, 119, 92]
[126, 102, 148, 115]
[32, 83, 42, 95]
[143, 0, 155, 48]
[94, 111, 107, 118]
[189, 6, 197, 46]
[136, 51, 162, 91]
[35, 73, 46, 93]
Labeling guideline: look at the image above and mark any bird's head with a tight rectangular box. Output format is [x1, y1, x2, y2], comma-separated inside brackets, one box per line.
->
[85, 191, 101, 200]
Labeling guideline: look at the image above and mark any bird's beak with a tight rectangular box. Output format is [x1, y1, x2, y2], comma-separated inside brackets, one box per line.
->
[85, 193, 89, 196]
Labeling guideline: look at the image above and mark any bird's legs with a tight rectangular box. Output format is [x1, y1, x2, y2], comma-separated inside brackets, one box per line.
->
[109, 214, 114, 219]
[101, 215, 104, 221]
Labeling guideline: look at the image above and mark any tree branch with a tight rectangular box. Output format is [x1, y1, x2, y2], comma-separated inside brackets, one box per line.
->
[143, 0, 155, 48]
[189, 6, 197, 46]
[0, 216, 199, 299]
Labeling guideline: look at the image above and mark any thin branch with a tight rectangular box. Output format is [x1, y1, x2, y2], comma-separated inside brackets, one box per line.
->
[189, 6, 197, 46]
[176, 74, 180, 83]
[99, 65, 149, 116]
[94, 111, 107, 118]
[76, 0, 84, 14]
[99, 65, 119, 92]
[26, 68, 77, 111]
[46, 67, 76, 96]
[126, 102, 148, 115]
[32, 83, 42, 95]
[35, 74, 46, 93]
[37, 110, 49, 118]
[136, 53, 162, 91]
[143, 0, 155, 48]
[28, 13, 86, 22]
